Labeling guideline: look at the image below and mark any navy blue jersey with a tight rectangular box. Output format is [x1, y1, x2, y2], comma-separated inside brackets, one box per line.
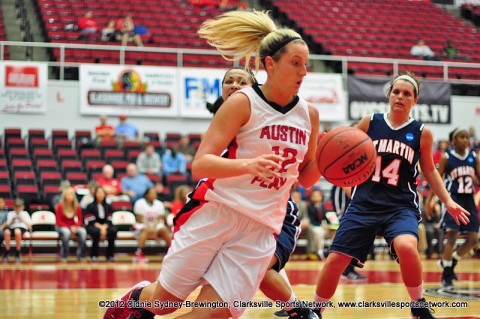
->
[444, 149, 477, 195]
[350, 113, 423, 213]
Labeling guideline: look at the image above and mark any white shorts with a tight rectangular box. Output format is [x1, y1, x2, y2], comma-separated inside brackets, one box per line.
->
[133, 223, 166, 237]
[158, 201, 276, 319]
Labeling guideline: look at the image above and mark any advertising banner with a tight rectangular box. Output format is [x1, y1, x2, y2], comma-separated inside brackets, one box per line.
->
[79, 64, 178, 117]
[0, 61, 48, 113]
[348, 77, 451, 124]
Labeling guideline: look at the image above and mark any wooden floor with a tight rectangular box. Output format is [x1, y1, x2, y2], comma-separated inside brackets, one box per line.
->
[0, 254, 479, 319]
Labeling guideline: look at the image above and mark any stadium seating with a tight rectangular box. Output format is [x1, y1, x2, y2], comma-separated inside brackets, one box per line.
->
[269, 0, 480, 79]
[36, 0, 233, 67]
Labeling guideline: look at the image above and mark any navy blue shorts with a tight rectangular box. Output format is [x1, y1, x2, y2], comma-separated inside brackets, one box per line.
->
[441, 194, 479, 233]
[329, 207, 420, 268]
[272, 199, 301, 272]
[273, 221, 300, 271]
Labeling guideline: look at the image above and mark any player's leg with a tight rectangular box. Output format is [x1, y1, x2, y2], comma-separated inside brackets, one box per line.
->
[439, 229, 459, 288]
[386, 210, 436, 319]
[313, 210, 376, 315]
[176, 284, 231, 319]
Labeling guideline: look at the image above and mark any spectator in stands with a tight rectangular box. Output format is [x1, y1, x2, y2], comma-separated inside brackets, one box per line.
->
[0, 198, 8, 252]
[115, 114, 140, 143]
[442, 41, 470, 61]
[155, 181, 173, 204]
[84, 186, 118, 262]
[101, 20, 118, 43]
[290, 188, 309, 233]
[306, 189, 338, 261]
[422, 193, 443, 259]
[78, 10, 98, 39]
[79, 180, 98, 209]
[2, 198, 31, 263]
[177, 135, 197, 163]
[219, 0, 249, 10]
[121, 163, 154, 203]
[132, 187, 172, 263]
[55, 187, 87, 262]
[469, 126, 479, 152]
[410, 39, 440, 61]
[169, 184, 192, 217]
[116, 14, 143, 47]
[136, 143, 162, 175]
[433, 139, 449, 168]
[96, 164, 130, 202]
[51, 180, 72, 210]
[161, 145, 187, 178]
[95, 115, 115, 144]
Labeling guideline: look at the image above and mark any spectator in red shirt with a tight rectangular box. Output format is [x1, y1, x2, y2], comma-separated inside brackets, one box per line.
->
[95, 115, 115, 144]
[169, 184, 191, 217]
[95, 164, 130, 202]
[78, 10, 98, 37]
[55, 187, 87, 262]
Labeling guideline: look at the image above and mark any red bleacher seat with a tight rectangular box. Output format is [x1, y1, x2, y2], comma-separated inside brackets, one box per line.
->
[0, 184, 12, 198]
[39, 171, 62, 187]
[8, 148, 29, 160]
[14, 171, 36, 185]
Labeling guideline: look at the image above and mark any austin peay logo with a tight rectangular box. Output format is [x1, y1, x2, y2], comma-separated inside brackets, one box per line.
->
[342, 152, 369, 174]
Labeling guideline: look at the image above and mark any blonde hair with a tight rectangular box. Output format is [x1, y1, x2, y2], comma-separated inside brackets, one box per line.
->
[174, 184, 192, 203]
[198, 10, 305, 72]
[60, 187, 79, 219]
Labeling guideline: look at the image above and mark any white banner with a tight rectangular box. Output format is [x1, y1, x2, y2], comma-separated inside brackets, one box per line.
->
[298, 73, 347, 122]
[179, 67, 226, 118]
[0, 61, 48, 113]
[79, 64, 178, 117]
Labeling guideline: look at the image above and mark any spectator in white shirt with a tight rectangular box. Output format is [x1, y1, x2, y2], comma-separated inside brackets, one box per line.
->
[410, 39, 440, 61]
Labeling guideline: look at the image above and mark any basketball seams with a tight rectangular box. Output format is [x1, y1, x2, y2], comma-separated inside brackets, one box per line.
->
[316, 126, 377, 187]
[322, 138, 372, 179]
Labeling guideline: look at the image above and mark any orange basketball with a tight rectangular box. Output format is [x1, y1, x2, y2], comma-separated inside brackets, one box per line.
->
[316, 126, 377, 187]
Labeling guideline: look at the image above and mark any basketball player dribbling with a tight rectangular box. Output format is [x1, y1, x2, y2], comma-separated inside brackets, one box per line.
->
[433, 128, 479, 288]
[312, 72, 470, 319]
[211, 66, 318, 319]
[104, 10, 321, 319]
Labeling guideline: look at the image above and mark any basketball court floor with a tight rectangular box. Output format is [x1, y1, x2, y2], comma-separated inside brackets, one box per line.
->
[0, 255, 479, 319]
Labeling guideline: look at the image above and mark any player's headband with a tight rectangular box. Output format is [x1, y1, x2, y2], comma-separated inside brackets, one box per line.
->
[392, 75, 419, 97]
[452, 127, 466, 139]
[268, 36, 302, 57]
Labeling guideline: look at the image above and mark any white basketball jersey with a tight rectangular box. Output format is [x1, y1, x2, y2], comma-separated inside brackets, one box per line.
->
[204, 85, 312, 234]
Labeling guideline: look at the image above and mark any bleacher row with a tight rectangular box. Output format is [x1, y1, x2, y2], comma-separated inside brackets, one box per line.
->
[0, 127, 202, 212]
[38, 0, 234, 67]
[269, 0, 480, 80]
[1, 0, 480, 79]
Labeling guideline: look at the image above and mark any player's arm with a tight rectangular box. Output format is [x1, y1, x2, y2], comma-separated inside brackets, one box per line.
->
[192, 93, 284, 181]
[419, 126, 469, 225]
[424, 154, 447, 218]
[298, 103, 321, 188]
[355, 115, 371, 133]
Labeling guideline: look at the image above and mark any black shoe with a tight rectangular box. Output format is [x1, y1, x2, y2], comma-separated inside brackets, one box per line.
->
[274, 309, 289, 317]
[438, 259, 458, 288]
[411, 298, 436, 319]
[312, 308, 322, 319]
[287, 307, 320, 319]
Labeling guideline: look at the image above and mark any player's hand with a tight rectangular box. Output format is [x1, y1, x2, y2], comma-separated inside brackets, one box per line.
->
[446, 200, 470, 225]
[247, 154, 285, 183]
